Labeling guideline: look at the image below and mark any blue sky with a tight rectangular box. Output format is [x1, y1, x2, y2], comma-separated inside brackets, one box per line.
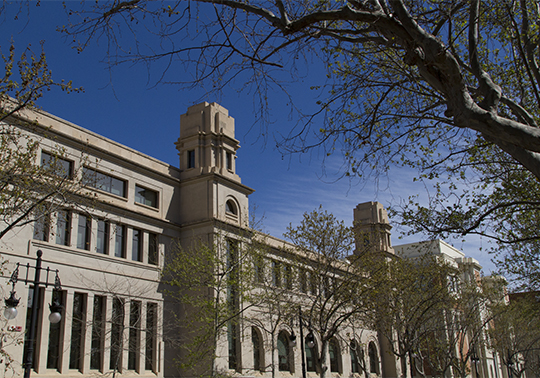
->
[1, 1, 497, 272]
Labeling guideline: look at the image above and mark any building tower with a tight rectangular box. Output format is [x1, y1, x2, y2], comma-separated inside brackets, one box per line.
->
[172, 102, 254, 377]
[353, 201, 395, 255]
[175, 102, 254, 237]
[353, 202, 400, 378]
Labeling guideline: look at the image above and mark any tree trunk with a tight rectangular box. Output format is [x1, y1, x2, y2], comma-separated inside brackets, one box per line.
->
[318, 339, 328, 378]
[271, 332, 276, 378]
[409, 351, 415, 378]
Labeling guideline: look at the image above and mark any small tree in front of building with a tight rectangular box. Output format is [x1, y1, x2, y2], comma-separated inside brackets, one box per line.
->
[366, 252, 457, 378]
[490, 293, 540, 378]
[162, 233, 262, 378]
[244, 238, 299, 378]
[0, 35, 84, 241]
[283, 206, 377, 378]
[0, 29, 88, 374]
[419, 271, 506, 378]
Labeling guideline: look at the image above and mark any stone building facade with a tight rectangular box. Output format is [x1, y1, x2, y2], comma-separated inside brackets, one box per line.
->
[0, 101, 503, 378]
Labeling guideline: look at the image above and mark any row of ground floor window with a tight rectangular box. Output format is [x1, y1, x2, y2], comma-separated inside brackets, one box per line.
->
[14, 287, 162, 376]
[226, 325, 381, 376]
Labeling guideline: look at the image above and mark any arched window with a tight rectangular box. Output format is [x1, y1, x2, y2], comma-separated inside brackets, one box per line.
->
[329, 338, 341, 373]
[305, 333, 318, 372]
[368, 342, 379, 374]
[252, 327, 264, 372]
[277, 331, 291, 372]
[226, 200, 238, 215]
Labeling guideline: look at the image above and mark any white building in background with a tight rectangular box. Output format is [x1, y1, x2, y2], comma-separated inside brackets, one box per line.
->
[395, 240, 508, 378]
[0, 101, 506, 378]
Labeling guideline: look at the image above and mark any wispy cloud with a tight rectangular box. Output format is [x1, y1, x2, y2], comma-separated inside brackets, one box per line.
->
[248, 152, 497, 274]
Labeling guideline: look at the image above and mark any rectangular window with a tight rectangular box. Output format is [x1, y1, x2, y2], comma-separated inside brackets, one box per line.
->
[23, 286, 44, 369]
[56, 210, 71, 246]
[114, 224, 125, 258]
[323, 277, 331, 299]
[272, 261, 281, 287]
[47, 290, 64, 370]
[69, 293, 86, 370]
[90, 295, 105, 370]
[145, 303, 157, 371]
[299, 269, 308, 294]
[253, 256, 264, 284]
[128, 301, 141, 370]
[132, 229, 142, 262]
[96, 220, 109, 254]
[284, 264, 293, 290]
[110, 298, 124, 371]
[187, 150, 195, 168]
[33, 212, 50, 242]
[148, 233, 158, 265]
[77, 214, 91, 250]
[226, 240, 239, 309]
[135, 185, 158, 208]
[82, 167, 126, 197]
[226, 152, 232, 170]
[41, 151, 73, 179]
[228, 321, 238, 370]
[310, 271, 317, 296]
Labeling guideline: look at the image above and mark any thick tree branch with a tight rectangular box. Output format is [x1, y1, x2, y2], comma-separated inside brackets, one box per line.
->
[468, 0, 501, 113]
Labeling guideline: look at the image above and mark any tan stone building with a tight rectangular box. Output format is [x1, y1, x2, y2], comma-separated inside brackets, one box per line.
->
[0, 101, 503, 378]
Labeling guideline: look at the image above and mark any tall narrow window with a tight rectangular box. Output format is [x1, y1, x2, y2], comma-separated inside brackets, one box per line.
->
[226, 240, 239, 307]
[299, 269, 308, 293]
[148, 233, 158, 265]
[69, 293, 86, 370]
[187, 150, 195, 168]
[128, 301, 141, 370]
[253, 255, 264, 284]
[350, 340, 361, 374]
[47, 290, 64, 370]
[226, 152, 232, 170]
[96, 220, 109, 254]
[228, 321, 238, 370]
[132, 229, 142, 262]
[309, 271, 317, 295]
[368, 342, 379, 374]
[284, 264, 293, 290]
[252, 327, 264, 372]
[278, 331, 291, 372]
[77, 214, 91, 250]
[329, 338, 341, 373]
[56, 210, 71, 246]
[272, 261, 281, 287]
[114, 224, 125, 258]
[33, 213, 50, 242]
[323, 277, 331, 299]
[145, 303, 157, 371]
[90, 295, 105, 370]
[226, 240, 240, 371]
[110, 298, 124, 371]
[305, 334, 317, 372]
[23, 286, 44, 370]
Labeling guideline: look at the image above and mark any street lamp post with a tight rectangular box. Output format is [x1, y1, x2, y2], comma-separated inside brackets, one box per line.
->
[3, 250, 63, 378]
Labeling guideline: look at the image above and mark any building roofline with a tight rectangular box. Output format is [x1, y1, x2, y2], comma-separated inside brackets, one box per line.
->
[5, 100, 182, 181]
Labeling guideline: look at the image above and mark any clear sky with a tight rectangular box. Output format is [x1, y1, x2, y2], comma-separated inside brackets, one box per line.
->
[1, 1, 497, 272]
